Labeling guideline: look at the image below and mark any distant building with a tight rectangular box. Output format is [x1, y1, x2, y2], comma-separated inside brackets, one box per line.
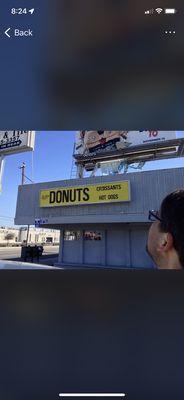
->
[0, 227, 60, 246]
[19, 227, 60, 244]
[0, 227, 19, 244]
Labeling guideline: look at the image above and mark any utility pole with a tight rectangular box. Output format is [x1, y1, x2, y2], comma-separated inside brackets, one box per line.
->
[19, 162, 30, 245]
[19, 162, 26, 185]
[26, 225, 30, 246]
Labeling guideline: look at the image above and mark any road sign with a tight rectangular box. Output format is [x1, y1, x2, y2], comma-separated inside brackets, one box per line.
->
[35, 219, 41, 228]
[35, 218, 48, 227]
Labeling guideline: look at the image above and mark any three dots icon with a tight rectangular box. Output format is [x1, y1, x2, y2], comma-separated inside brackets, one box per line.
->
[165, 30, 176, 34]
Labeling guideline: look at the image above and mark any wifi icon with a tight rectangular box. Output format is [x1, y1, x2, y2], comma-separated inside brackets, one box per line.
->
[155, 8, 163, 14]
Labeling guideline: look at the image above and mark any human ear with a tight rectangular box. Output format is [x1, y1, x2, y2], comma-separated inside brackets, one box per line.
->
[158, 232, 173, 252]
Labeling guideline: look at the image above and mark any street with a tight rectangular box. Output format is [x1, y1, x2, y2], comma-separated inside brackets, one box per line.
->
[0, 245, 59, 261]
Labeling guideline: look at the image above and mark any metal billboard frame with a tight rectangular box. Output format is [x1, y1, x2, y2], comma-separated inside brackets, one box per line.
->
[73, 138, 184, 177]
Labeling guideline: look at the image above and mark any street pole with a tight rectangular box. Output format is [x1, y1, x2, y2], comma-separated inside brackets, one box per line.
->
[19, 162, 30, 245]
[20, 162, 26, 185]
[26, 225, 30, 246]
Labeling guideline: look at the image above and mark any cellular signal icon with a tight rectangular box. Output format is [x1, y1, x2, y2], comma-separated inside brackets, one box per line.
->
[155, 8, 163, 14]
[145, 9, 154, 14]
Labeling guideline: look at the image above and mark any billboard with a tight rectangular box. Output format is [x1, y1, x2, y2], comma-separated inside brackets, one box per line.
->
[40, 181, 131, 207]
[125, 131, 176, 147]
[74, 131, 176, 157]
[0, 131, 35, 155]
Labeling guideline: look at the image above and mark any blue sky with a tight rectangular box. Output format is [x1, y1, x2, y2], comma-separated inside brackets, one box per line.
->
[0, 131, 184, 227]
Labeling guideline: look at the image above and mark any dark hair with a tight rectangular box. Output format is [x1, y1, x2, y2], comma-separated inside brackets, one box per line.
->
[160, 190, 184, 267]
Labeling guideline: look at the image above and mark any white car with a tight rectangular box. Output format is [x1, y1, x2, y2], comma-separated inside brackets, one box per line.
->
[0, 260, 59, 269]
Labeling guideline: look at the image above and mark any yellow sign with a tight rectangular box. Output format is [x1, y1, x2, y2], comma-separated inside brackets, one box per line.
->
[40, 181, 130, 207]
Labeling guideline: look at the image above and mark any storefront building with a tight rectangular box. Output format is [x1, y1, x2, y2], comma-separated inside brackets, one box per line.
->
[15, 167, 184, 268]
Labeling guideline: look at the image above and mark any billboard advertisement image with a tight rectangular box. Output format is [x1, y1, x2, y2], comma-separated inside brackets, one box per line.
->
[126, 131, 176, 147]
[75, 131, 176, 157]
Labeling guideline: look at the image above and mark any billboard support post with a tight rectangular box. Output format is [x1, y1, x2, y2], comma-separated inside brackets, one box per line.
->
[19, 162, 26, 185]
[76, 164, 84, 179]
[0, 156, 5, 193]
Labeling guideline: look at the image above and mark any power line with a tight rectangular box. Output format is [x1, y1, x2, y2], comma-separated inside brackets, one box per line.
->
[24, 175, 34, 183]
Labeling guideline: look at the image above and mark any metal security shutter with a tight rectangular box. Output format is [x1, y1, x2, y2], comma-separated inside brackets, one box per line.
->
[63, 235, 82, 264]
[106, 230, 130, 267]
[130, 228, 154, 268]
[84, 231, 103, 265]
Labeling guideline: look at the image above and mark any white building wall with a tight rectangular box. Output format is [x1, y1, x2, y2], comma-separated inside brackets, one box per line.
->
[0, 228, 19, 244]
[19, 227, 60, 244]
[0, 227, 60, 245]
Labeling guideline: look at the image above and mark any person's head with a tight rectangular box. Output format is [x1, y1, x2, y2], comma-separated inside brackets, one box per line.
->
[147, 190, 184, 269]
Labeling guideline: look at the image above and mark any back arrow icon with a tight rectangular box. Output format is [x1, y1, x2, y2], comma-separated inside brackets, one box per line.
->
[5, 28, 11, 38]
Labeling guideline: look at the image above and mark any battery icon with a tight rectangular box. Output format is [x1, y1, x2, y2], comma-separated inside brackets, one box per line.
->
[165, 8, 176, 14]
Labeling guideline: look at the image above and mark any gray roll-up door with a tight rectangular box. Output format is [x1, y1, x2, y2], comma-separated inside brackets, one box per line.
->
[106, 230, 130, 267]
[130, 228, 154, 268]
[84, 231, 103, 265]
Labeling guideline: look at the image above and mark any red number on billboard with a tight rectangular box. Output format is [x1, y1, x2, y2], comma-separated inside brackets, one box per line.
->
[149, 131, 158, 137]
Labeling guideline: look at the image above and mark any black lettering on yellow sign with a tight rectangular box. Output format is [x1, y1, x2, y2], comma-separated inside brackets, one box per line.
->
[108, 194, 119, 200]
[96, 184, 121, 191]
[49, 188, 90, 204]
[42, 194, 49, 201]
[99, 195, 106, 200]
